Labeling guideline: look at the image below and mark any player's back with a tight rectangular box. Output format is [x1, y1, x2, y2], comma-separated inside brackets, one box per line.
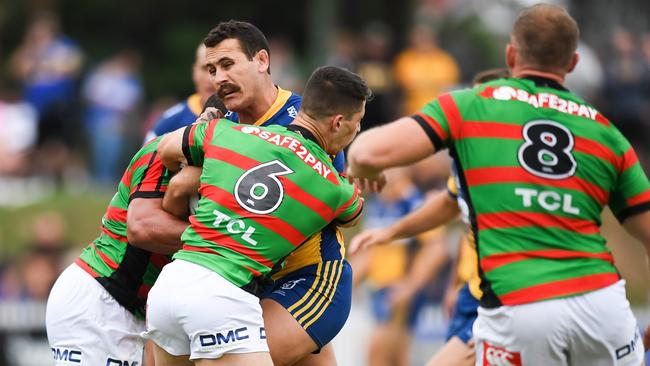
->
[175, 119, 361, 291]
[430, 76, 650, 307]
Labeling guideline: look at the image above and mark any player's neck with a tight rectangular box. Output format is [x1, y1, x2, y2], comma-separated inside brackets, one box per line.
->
[290, 113, 328, 152]
[237, 81, 279, 124]
[512, 68, 566, 85]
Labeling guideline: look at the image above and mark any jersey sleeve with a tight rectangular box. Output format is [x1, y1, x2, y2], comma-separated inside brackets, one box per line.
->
[333, 177, 363, 225]
[128, 153, 171, 201]
[181, 119, 219, 167]
[411, 92, 463, 151]
[609, 145, 650, 222]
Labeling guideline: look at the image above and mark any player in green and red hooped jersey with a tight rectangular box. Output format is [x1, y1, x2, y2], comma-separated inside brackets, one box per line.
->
[46, 135, 191, 365]
[147, 65, 371, 366]
[151, 21, 361, 366]
[347, 4, 650, 366]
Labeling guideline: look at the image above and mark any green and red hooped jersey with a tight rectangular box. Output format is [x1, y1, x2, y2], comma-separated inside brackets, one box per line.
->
[76, 137, 172, 319]
[174, 119, 362, 289]
[414, 76, 650, 308]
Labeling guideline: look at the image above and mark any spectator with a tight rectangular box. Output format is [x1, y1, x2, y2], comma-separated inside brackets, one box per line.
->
[393, 24, 460, 115]
[602, 28, 650, 162]
[82, 50, 143, 186]
[9, 12, 83, 149]
[356, 22, 400, 130]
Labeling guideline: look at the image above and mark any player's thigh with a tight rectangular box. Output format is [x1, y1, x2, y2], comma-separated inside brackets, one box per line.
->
[292, 343, 337, 366]
[263, 260, 353, 359]
[146, 260, 268, 361]
[195, 352, 273, 366]
[261, 298, 318, 366]
[152, 343, 193, 366]
[568, 280, 644, 366]
[426, 336, 474, 366]
[47, 262, 144, 365]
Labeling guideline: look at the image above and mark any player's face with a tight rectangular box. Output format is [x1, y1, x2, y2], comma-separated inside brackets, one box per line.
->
[193, 45, 217, 100]
[335, 103, 365, 152]
[205, 38, 264, 112]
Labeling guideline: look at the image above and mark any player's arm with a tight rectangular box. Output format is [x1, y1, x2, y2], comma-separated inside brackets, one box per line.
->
[348, 93, 456, 187]
[157, 128, 187, 173]
[347, 116, 438, 186]
[349, 189, 459, 254]
[158, 107, 221, 172]
[162, 166, 202, 219]
[389, 234, 449, 310]
[127, 198, 187, 254]
[333, 180, 364, 228]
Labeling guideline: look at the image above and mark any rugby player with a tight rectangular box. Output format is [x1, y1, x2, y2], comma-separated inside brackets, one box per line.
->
[45, 137, 193, 365]
[145, 65, 370, 366]
[144, 43, 218, 142]
[348, 4, 650, 365]
[350, 69, 510, 366]
[153, 20, 356, 366]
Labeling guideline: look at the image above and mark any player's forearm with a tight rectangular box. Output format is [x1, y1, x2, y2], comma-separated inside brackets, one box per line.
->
[162, 189, 190, 220]
[347, 117, 435, 178]
[405, 239, 448, 292]
[158, 129, 187, 172]
[387, 192, 459, 241]
[127, 210, 187, 254]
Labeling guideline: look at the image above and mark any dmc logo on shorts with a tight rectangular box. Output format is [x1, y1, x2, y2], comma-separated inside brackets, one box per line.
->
[106, 359, 139, 366]
[52, 348, 82, 363]
[200, 327, 250, 347]
[482, 342, 522, 366]
[615, 330, 640, 360]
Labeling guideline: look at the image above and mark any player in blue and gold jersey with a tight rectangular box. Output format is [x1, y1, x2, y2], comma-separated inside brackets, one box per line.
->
[154, 21, 353, 366]
[144, 43, 217, 142]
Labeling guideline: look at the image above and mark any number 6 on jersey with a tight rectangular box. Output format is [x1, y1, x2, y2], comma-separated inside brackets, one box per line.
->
[235, 160, 294, 214]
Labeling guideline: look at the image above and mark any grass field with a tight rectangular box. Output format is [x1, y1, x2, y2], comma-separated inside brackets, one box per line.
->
[0, 188, 113, 259]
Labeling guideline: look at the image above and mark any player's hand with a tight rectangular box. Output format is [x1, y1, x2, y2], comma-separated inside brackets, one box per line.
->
[195, 107, 223, 124]
[348, 228, 393, 255]
[347, 171, 387, 193]
[643, 322, 650, 350]
[171, 166, 202, 195]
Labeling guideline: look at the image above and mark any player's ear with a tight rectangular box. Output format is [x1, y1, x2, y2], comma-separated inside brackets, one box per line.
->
[331, 114, 344, 131]
[567, 51, 579, 73]
[505, 42, 516, 69]
[256, 49, 270, 73]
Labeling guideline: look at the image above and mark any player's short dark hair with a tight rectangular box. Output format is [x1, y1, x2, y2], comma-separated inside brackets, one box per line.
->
[472, 68, 510, 85]
[301, 66, 372, 120]
[512, 4, 579, 72]
[204, 20, 271, 73]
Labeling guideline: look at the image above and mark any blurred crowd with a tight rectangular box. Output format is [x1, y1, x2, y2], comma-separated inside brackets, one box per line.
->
[2, 3, 650, 365]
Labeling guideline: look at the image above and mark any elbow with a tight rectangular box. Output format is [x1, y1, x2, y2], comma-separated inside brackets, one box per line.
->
[126, 216, 149, 247]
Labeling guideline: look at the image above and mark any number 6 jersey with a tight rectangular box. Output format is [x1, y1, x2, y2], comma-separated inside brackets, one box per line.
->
[173, 119, 362, 290]
[413, 76, 650, 308]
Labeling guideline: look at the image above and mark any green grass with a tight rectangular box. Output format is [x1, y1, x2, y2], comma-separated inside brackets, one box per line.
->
[0, 189, 113, 259]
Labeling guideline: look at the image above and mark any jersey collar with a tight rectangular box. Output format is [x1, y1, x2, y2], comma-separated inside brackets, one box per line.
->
[253, 86, 293, 126]
[522, 75, 568, 92]
[286, 125, 321, 147]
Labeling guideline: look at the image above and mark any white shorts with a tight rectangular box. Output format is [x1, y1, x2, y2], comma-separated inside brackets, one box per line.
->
[473, 280, 643, 366]
[144, 259, 268, 360]
[46, 263, 145, 366]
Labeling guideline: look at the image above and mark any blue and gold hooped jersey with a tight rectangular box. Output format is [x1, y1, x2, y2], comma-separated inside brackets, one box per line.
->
[146, 93, 203, 141]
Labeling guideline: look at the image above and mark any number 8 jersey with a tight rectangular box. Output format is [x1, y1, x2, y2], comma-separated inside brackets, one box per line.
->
[173, 118, 363, 290]
[413, 76, 650, 308]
